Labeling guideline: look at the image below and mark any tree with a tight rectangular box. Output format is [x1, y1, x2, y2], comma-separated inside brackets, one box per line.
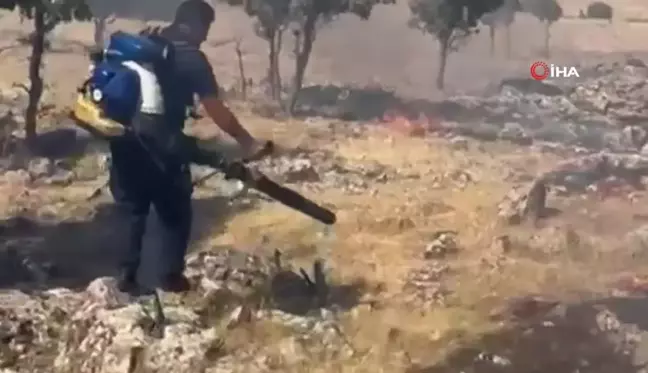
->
[286, 0, 395, 114]
[0, 0, 92, 144]
[92, 15, 115, 48]
[585, 1, 613, 22]
[85, 0, 191, 49]
[408, 0, 504, 89]
[224, 0, 292, 101]
[222, 0, 395, 114]
[518, 0, 562, 57]
[91, 10, 115, 48]
[480, 0, 519, 57]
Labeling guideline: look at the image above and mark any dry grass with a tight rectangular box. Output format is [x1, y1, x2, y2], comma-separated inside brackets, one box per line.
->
[186, 114, 647, 370]
[5, 107, 648, 371]
[1, 0, 648, 369]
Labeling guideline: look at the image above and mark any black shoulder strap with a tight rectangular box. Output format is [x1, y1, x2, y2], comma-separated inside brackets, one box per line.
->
[138, 25, 162, 37]
[138, 27, 193, 123]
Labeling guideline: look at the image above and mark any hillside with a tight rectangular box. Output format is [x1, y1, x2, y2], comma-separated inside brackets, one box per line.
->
[2, 0, 648, 372]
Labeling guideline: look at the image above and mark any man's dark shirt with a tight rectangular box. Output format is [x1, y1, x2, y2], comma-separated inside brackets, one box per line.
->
[109, 26, 220, 178]
[159, 25, 220, 128]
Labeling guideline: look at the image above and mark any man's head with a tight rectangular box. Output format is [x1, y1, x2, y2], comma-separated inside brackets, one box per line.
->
[172, 0, 215, 44]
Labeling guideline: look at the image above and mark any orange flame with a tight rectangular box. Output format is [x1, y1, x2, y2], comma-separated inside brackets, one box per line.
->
[381, 110, 439, 137]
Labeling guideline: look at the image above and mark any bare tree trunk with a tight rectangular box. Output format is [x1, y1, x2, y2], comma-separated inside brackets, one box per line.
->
[234, 40, 247, 100]
[267, 29, 278, 100]
[274, 29, 284, 97]
[25, 6, 46, 145]
[543, 21, 551, 57]
[243, 0, 252, 13]
[436, 36, 449, 90]
[267, 29, 283, 102]
[505, 24, 511, 58]
[489, 25, 495, 56]
[270, 37, 281, 100]
[93, 17, 106, 48]
[288, 11, 317, 115]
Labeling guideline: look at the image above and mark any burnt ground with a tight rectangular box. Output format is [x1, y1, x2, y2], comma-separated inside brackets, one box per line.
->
[1, 1, 648, 372]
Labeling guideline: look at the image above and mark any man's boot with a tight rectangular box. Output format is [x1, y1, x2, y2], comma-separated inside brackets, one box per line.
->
[116, 267, 139, 293]
[159, 273, 191, 293]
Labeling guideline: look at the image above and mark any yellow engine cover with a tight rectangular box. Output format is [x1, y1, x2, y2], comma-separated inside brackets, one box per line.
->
[70, 94, 126, 138]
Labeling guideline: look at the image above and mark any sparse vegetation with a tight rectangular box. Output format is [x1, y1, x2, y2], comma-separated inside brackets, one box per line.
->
[84, 0, 116, 47]
[480, 0, 519, 57]
[3, 1, 648, 373]
[519, 0, 562, 57]
[219, 0, 292, 102]
[0, 0, 92, 144]
[222, 0, 395, 113]
[91, 14, 114, 48]
[586, 1, 613, 21]
[286, 0, 400, 113]
[407, 0, 504, 89]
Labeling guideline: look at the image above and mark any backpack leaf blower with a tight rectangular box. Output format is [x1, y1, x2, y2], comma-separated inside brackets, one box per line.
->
[70, 31, 336, 225]
[183, 136, 336, 225]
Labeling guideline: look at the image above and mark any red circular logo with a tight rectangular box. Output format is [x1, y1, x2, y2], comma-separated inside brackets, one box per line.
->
[530, 61, 549, 81]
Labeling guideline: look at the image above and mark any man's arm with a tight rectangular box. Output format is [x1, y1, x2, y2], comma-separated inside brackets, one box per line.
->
[200, 96, 255, 149]
[186, 49, 259, 154]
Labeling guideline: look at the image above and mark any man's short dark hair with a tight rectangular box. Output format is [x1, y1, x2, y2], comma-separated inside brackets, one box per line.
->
[174, 0, 215, 28]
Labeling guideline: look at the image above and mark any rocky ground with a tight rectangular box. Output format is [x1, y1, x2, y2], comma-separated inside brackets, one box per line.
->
[6, 16, 648, 370]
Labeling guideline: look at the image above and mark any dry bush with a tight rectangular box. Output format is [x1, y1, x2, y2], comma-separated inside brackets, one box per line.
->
[585, 1, 613, 21]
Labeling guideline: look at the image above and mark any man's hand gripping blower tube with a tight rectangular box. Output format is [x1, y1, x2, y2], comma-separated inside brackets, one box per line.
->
[184, 136, 336, 225]
[70, 31, 336, 225]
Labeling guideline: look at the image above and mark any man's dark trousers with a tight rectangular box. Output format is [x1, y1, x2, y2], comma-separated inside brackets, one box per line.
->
[108, 134, 193, 284]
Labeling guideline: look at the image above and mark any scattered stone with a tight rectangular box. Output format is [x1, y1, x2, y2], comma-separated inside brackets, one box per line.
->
[273, 158, 321, 183]
[403, 261, 451, 306]
[4, 60, 648, 373]
[225, 305, 254, 329]
[498, 179, 547, 224]
[249, 148, 398, 195]
[621, 125, 647, 150]
[26, 158, 51, 179]
[0, 247, 352, 373]
[498, 122, 531, 145]
[293, 61, 648, 153]
[423, 231, 459, 259]
[85, 277, 131, 309]
[449, 135, 469, 150]
[43, 170, 75, 186]
[499, 78, 565, 96]
[475, 352, 511, 366]
[491, 235, 512, 254]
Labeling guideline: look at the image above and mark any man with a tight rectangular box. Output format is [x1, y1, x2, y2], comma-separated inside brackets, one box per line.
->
[109, 0, 266, 293]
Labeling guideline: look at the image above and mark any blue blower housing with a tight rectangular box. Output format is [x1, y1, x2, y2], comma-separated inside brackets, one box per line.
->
[86, 31, 170, 126]
[104, 31, 169, 64]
